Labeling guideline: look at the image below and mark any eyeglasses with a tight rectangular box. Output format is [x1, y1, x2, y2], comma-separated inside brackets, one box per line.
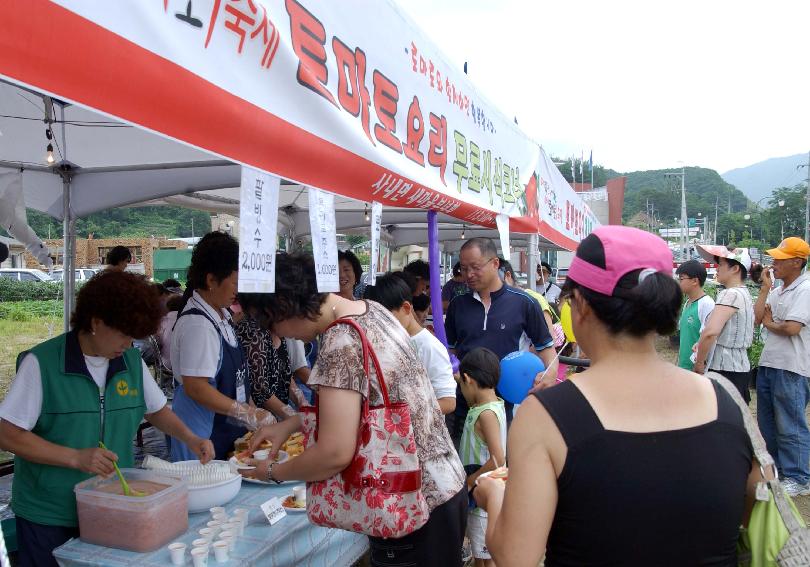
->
[459, 257, 494, 274]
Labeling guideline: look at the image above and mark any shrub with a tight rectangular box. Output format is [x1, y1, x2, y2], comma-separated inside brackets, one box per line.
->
[0, 279, 81, 302]
[0, 301, 63, 321]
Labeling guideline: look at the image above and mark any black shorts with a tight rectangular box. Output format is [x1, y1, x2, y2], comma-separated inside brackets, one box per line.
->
[16, 516, 78, 567]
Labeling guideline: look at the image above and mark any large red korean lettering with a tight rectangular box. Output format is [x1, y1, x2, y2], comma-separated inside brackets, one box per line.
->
[332, 38, 373, 144]
[372, 70, 402, 153]
[285, 0, 336, 106]
[404, 96, 425, 166]
[427, 113, 448, 185]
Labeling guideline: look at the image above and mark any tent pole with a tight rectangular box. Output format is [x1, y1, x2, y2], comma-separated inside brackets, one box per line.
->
[426, 211, 449, 347]
[528, 233, 538, 292]
[62, 174, 73, 331]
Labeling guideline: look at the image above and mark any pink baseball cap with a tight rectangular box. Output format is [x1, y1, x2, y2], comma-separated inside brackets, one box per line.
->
[568, 226, 673, 296]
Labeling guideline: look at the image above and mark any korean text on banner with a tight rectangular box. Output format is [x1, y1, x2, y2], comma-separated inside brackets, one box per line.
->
[496, 214, 510, 262]
[238, 167, 280, 293]
[308, 188, 340, 292]
[369, 202, 382, 285]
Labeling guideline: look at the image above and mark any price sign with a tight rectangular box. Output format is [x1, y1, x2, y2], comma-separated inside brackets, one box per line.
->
[308, 188, 340, 292]
[496, 214, 511, 261]
[260, 497, 287, 525]
[238, 167, 280, 293]
[369, 202, 382, 285]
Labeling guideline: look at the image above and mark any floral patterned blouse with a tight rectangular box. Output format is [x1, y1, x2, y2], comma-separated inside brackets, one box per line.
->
[309, 301, 465, 511]
[235, 316, 292, 407]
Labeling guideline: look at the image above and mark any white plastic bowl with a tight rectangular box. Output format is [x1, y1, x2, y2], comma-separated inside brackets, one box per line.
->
[172, 460, 242, 513]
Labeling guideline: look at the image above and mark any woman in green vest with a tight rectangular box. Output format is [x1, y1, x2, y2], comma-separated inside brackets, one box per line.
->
[0, 270, 214, 567]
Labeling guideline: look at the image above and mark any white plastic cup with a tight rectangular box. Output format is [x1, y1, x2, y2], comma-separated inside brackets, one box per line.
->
[206, 520, 223, 534]
[230, 517, 245, 536]
[191, 546, 209, 567]
[192, 538, 210, 551]
[212, 512, 228, 522]
[212, 540, 230, 563]
[220, 522, 236, 534]
[293, 485, 306, 505]
[218, 531, 235, 552]
[198, 527, 215, 542]
[252, 449, 270, 461]
[168, 542, 186, 566]
[232, 507, 248, 518]
[209, 506, 226, 517]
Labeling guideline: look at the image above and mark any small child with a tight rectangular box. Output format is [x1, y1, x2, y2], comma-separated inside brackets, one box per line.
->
[458, 348, 507, 567]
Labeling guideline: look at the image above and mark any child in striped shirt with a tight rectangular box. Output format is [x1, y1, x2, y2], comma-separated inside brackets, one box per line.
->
[458, 348, 507, 567]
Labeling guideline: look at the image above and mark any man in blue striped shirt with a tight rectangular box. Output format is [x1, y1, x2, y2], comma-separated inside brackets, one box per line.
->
[446, 238, 557, 438]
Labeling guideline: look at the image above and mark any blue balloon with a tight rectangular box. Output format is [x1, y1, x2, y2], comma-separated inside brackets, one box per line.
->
[498, 351, 545, 404]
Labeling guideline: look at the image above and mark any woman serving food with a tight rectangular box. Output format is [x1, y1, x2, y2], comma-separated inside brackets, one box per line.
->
[0, 270, 213, 567]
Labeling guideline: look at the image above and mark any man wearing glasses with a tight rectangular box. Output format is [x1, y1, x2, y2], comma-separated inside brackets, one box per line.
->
[445, 238, 557, 440]
[537, 261, 562, 307]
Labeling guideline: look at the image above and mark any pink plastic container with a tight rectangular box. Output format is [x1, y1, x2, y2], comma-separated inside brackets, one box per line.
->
[74, 468, 188, 552]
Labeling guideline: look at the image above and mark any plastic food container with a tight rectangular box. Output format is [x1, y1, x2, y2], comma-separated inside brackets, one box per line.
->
[74, 469, 188, 552]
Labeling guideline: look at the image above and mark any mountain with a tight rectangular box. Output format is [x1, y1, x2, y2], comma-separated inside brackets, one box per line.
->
[721, 154, 808, 204]
[621, 167, 749, 223]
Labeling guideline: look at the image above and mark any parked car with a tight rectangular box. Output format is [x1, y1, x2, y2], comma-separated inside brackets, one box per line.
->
[50, 268, 98, 282]
[0, 268, 53, 282]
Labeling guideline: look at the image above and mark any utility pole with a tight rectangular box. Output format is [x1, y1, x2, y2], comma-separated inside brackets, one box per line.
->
[800, 151, 810, 244]
[664, 167, 688, 261]
[714, 195, 719, 245]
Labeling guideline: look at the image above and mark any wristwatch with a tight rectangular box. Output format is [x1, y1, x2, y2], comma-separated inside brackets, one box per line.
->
[266, 461, 283, 485]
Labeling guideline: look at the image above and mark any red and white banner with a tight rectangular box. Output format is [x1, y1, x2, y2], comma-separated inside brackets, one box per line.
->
[0, 0, 597, 248]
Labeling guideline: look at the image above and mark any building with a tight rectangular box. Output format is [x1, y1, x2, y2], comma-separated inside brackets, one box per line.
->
[23, 237, 189, 278]
[0, 236, 27, 269]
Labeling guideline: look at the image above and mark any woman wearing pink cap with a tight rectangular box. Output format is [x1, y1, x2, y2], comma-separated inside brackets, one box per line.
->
[472, 226, 758, 566]
[692, 245, 754, 403]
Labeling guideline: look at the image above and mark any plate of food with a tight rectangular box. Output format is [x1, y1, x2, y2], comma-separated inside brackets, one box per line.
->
[234, 431, 305, 459]
[281, 494, 307, 513]
[230, 450, 289, 471]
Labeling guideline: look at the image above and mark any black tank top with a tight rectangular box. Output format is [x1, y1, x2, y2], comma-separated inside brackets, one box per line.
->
[533, 380, 752, 567]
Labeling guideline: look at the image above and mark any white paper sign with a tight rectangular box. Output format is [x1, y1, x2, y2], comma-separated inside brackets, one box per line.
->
[238, 167, 280, 293]
[260, 497, 287, 525]
[496, 214, 511, 262]
[369, 202, 383, 286]
[308, 188, 340, 292]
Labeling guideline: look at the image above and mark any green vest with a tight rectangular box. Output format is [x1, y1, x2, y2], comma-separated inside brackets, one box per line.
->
[12, 331, 146, 527]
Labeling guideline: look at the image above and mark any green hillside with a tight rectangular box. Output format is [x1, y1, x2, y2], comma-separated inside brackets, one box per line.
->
[9, 207, 212, 240]
[622, 167, 749, 222]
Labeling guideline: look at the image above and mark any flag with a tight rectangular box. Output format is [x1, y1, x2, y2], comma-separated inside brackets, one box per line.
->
[570, 155, 576, 182]
[579, 150, 584, 179]
[589, 150, 593, 172]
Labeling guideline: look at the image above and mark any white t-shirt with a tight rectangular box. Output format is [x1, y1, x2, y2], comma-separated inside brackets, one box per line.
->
[0, 353, 167, 431]
[285, 338, 308, 372]
[170, 291, 238, 384]
[695, 295, 716, 332]
[760, 274, 810, 377]
[410, 329, 457, 400]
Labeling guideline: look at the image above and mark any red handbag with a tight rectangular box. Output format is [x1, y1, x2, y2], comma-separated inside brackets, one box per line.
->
[301, 318, 430, 538]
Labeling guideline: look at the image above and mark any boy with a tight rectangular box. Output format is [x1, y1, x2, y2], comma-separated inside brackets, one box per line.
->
[675, 260, 715, 371]
[364, 273, 456, 415]
[458, 348, 507, 567]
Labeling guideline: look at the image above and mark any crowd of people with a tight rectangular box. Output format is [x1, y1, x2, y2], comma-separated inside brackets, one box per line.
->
[1, 227, 809, 566]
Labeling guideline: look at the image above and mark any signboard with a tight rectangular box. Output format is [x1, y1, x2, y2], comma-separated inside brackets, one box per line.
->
[238, 167, 280, 293]
[0, 0, 598, 249]
[308, 188, 339, 292]
[369, 201, 382, 284]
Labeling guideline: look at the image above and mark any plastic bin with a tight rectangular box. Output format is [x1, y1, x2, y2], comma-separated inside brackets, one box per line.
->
[74, 468, 188, 552]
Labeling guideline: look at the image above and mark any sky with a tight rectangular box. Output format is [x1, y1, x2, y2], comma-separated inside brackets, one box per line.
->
[397, 0, 810, 174]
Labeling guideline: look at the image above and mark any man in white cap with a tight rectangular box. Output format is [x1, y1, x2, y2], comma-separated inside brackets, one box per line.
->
[754, 237, 810, 496]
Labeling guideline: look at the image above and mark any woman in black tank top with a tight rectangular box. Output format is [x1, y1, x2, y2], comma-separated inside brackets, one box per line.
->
[473, 227, 758, 566]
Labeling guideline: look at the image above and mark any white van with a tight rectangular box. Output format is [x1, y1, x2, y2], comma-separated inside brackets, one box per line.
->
[50, 268, 99, 282]
[0, 268, 53, 282]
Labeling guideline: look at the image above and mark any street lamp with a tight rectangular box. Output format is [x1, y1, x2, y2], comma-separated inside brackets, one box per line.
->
[778, 199, 786, 241]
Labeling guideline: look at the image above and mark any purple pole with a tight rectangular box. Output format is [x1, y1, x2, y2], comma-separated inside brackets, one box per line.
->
[427, 211, 459, 372]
